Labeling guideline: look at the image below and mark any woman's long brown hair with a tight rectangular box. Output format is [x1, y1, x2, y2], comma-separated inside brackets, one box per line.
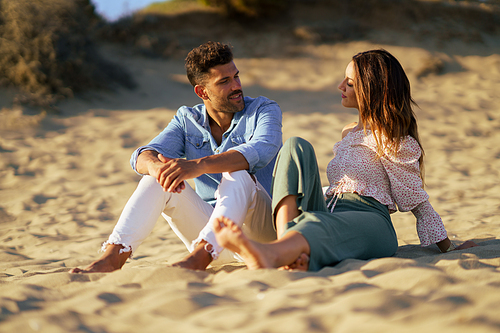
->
[352, 49, 425, 181]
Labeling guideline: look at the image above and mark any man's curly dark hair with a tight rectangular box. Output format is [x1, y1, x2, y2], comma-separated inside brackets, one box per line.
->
[185, 41, 233, 87]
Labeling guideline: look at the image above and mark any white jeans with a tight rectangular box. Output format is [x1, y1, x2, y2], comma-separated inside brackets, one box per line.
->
[103, 171, 276, 264]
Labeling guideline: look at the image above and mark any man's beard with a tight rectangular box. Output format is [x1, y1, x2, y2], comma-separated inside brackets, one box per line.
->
[218, 90, 245, 113]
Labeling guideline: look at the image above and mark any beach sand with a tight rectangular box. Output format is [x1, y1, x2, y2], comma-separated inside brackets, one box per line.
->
[1, 5, 500, 332]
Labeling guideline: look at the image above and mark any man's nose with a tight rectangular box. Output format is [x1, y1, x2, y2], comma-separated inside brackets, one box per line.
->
[233, 78, 242, 90]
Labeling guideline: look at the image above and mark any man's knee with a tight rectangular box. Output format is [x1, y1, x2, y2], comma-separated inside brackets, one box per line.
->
[222, 170, 254, 188]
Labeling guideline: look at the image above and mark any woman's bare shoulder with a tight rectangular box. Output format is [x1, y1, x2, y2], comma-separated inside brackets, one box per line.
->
[341, 122, 358, 139]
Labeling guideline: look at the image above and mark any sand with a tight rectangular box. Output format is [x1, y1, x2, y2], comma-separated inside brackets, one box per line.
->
[1, 20, 500, 333]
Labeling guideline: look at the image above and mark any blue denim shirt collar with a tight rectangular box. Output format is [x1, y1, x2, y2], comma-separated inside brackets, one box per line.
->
[200, 104, 242, 135]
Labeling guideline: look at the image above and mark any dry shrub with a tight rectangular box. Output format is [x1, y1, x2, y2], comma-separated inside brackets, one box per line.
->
[0, 0, 135, 108]
[199, 0, 287, 17]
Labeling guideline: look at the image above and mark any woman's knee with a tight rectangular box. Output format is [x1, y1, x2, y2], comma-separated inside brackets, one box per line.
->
[284, 136, 309, 148]
[281, 136, 314, 153]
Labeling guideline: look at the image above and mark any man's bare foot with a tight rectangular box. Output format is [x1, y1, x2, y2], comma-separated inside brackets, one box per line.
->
[281, 253, 309, 271]
[213, 216, 274, 270]
[69, 244, 130, 273]
[170, 241, 213, 270]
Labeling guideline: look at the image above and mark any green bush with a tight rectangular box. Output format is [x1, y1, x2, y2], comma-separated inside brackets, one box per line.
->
[0, 0, 135, 108]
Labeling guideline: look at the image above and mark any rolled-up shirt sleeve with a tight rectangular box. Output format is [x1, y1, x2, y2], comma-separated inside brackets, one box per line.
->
[229, 98, 282, 174]
[130, 113, 186, 175]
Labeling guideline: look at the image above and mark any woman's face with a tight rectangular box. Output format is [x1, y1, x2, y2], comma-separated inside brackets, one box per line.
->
[338, 61, 358, 109]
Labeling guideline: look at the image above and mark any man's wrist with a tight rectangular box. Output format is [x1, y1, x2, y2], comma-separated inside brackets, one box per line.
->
[137, 150, 160, 175]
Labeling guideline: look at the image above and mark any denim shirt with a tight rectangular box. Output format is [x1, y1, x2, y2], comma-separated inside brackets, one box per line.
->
[130, 96, 283, 204]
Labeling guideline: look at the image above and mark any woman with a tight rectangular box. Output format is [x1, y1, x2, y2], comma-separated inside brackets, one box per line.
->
[213, 49, 478, 271]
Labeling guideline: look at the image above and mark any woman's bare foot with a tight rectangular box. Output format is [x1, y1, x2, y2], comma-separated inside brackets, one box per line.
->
[281, 253, 309, 271]
[69, 244, 130, 273]
[213, 216, 274, 270]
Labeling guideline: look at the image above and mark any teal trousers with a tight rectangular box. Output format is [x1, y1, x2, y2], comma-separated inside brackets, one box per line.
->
[271, 137, 398, 271]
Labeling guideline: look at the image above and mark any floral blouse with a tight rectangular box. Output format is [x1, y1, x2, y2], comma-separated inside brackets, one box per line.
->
[325, 128, 447, 246]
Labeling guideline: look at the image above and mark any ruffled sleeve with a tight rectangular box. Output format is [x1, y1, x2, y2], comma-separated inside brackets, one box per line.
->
[411, 201, 448, 246]
[381, 136, 447, 246]
[380, 136, 429, 211]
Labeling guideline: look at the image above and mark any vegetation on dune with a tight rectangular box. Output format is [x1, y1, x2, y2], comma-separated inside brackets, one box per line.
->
[139, 0, 287, 17]
[139, 0, 209, 15]
[197, 0, 287, 17]
[0, 0, 135, 108]
[106, 0, 500, 60]
[0, 0, 499, 111]
[140, 0, 500, 18]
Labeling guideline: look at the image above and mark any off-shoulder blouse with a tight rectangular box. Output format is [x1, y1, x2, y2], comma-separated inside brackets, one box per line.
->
[325, 128, 447, 246]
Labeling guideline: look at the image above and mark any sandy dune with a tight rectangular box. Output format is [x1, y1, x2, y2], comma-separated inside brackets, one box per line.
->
[1, 25, 500, 332]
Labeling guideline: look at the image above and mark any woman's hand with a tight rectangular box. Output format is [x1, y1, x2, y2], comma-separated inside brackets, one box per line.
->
[455, 240, 479, 250]
[437, 237, 479, 253]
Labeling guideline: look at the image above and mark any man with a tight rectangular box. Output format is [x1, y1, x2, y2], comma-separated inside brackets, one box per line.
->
[70, 41, 282, 273]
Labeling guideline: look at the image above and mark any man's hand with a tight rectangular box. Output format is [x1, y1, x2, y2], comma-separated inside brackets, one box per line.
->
[136, 149, 249, 193]
[155, 154, 202, 193]
[148, 154, 200, 193]
[138, 151, 192, 193]
[142, 153, 182, 193]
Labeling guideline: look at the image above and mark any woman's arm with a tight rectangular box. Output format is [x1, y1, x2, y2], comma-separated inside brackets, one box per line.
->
[380, 136, 479, 252]
[412, 200, 448, 248]
[413, 201, 479, 252]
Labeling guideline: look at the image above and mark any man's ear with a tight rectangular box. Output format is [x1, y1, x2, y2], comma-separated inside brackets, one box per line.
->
[194, 85, 208, 100]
